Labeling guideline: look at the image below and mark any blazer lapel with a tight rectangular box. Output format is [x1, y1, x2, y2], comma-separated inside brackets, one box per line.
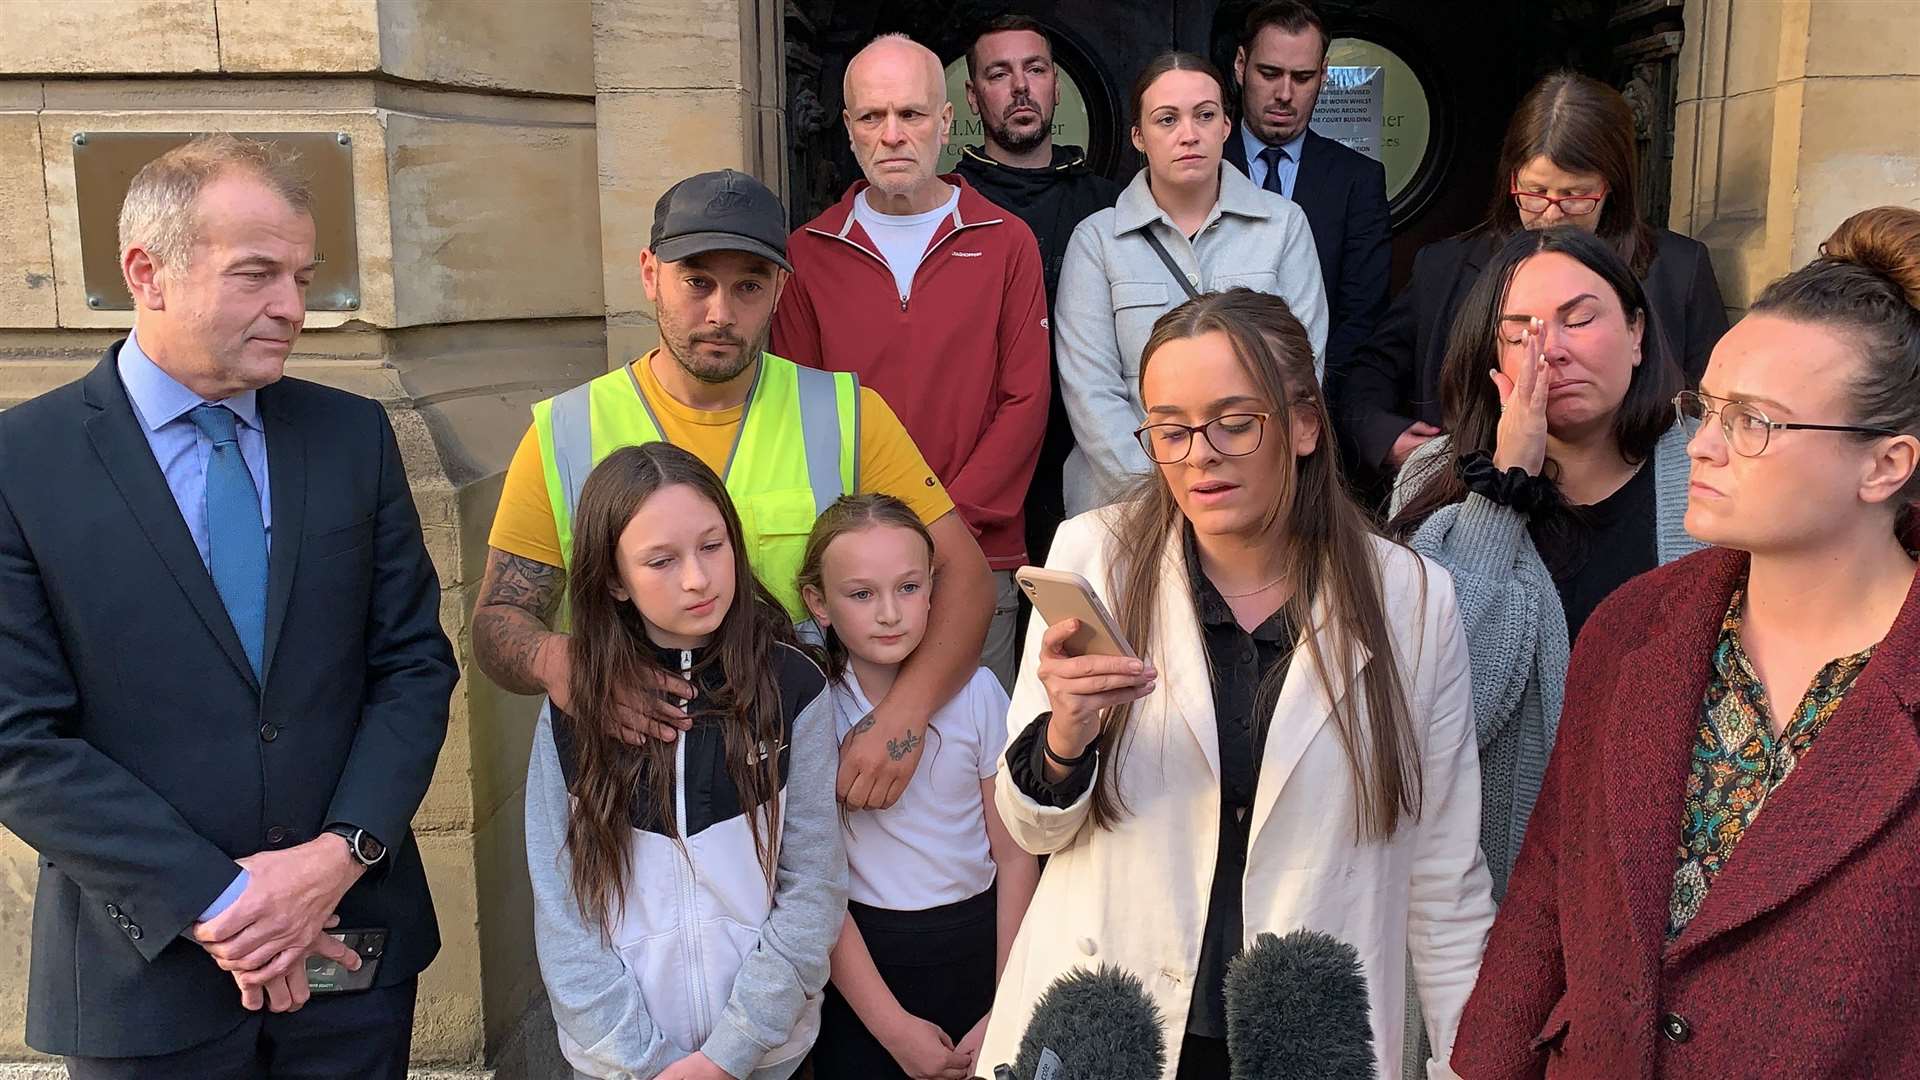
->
[1666, 567, 1920, 964]
[1603, 548, 1744, 962]
[80, 350, 259, 691]
[260, 386, 305, 682]
[1223, 126, 1250, 176]
[1154, 529, 1220, 782]
[1247, 593, 1368, 844]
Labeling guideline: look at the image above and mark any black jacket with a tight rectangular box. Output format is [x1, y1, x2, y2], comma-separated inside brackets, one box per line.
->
[1339, 227, 1729, 479]
[953, 143, 1121, 562]
[1225, 128, 1391, 391]
[952, 143, 1121, 305]
[0, 344, 457, 1057]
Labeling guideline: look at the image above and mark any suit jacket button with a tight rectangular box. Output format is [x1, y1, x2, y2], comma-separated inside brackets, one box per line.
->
[115, 915, 129, 928]
[127, 925, 143, 941]
[266, 825, 288, 845]
[260, 723, 279, 742]
[105, 903, 121, 918]
[1661, 1013, 1692, 1043]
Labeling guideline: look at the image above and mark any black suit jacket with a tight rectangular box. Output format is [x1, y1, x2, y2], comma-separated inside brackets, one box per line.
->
[1338, 227, 1729, 479]
[1225, 128, 1392, 391]
[0, 343, 457, 1057]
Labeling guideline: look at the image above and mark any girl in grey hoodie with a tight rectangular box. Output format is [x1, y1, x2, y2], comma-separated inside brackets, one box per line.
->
[525, 443, 847, 1080]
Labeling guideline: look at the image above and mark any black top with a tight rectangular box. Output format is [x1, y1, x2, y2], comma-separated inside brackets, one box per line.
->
[1532, 462, 1659, 643]
[1337, 227, 1729, 485]
[1006, 528, 1297, 1039]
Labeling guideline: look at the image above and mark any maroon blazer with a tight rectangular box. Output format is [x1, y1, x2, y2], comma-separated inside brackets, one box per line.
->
[1451, 538, 1920, 1079]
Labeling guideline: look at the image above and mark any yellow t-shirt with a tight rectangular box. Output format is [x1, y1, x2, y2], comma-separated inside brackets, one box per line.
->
[488, 351, 956, 568]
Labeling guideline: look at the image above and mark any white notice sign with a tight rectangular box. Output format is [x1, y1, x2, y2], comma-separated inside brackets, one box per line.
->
[1310, 65, 1385, 161]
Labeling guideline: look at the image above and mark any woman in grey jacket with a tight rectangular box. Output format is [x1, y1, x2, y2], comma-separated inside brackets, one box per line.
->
[1056, 50, 1328, 517]
[525, 444, 847, 1080]
[1389, 226, 1703, 901]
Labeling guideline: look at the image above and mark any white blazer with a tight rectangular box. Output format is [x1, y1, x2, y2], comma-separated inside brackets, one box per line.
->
[981, 509, 1494, 1079]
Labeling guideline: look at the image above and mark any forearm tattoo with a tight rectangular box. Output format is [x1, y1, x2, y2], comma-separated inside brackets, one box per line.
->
[473, 551, 565, 695]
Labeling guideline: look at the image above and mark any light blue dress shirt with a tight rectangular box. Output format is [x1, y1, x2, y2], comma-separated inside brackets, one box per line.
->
[1240, 124, 1308, 200]
[116, 330, 268, 923]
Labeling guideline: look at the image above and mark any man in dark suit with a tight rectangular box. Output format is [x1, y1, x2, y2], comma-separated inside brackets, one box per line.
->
[0, 134, 456, 1078]
[1224, 1, 1392, 406]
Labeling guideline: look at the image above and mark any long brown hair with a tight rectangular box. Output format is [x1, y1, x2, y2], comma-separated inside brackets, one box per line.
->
[1098, 288, 1423, 841]
[795, 493, 937, 683]
[1484, 71, 1656, 277]
[563, 443, 794, 932]
[1389, 225, 1682, 540]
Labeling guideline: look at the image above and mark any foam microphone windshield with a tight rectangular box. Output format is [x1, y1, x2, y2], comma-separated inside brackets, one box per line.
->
[999, 964, 1167, 1080]
[1225, 929, 1377, 1080]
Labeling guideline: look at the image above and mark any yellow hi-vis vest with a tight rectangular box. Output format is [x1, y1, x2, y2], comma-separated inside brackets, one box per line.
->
[533, 353, 859, 622]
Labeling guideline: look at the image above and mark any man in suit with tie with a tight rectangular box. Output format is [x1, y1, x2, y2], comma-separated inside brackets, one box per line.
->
[1224, 1, 1392, 409]
[0, 134, 457, 1077]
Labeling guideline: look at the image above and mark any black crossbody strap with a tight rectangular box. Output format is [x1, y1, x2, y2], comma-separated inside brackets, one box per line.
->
[1141, 228, 1202, 301]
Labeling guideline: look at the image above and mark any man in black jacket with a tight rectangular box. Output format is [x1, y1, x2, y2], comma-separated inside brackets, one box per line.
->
[1224, 1, 1392, 414]
[954, 14, 1120, 566]
[0, 134, 456, 1078]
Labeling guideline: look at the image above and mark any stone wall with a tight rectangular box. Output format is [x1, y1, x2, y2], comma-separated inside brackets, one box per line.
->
[1671, 0, 1920, 312]
[0, 1, 604, 1072]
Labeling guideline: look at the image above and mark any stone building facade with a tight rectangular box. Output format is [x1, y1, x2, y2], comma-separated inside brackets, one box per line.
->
[0, 1, 1913, 1075]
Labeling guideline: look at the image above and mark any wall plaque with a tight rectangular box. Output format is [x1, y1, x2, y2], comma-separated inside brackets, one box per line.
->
[73, 131, 361, 312]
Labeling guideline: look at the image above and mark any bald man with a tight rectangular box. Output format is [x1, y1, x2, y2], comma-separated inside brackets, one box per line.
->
[774, 33, 1050, 690]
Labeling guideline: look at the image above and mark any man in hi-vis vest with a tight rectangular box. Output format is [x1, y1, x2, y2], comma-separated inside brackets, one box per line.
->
[474, 169, 995, 811]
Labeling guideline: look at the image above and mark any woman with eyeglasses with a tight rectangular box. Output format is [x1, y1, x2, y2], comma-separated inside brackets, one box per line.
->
[978, 287, 1494, 1079]
[1340, 71, 1728, 492]
[1451, 206, 1920, 1079]
[1388, 224, 1701, 901]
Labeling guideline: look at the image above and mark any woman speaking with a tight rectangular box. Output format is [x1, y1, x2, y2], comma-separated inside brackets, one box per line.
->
[977, 289, 1494, 1079]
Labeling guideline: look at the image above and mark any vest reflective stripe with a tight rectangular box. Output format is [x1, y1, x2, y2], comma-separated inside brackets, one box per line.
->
[533, 354, 858, 622]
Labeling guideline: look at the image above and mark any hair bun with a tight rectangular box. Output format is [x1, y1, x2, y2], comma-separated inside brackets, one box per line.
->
[1821, 206, 1920, 310]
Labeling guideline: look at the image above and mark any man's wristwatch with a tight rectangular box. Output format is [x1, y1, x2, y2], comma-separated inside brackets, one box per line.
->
[324, 824, 387, 868]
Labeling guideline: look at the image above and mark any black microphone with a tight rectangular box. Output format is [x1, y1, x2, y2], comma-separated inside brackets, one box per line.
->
[1225, 929, 1377, 1080]
[992, 964, 1168, 1080]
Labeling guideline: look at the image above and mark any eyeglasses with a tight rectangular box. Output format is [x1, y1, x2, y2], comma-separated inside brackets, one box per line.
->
[1134, 412, 1270, 465]
[1511, 188, 1606, 216]
[1673, 390, 1898, 458]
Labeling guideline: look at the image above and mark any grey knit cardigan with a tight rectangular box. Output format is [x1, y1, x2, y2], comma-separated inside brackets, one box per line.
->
[1388, 424, 1701, 899]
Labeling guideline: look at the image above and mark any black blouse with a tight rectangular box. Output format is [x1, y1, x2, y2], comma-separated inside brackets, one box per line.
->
[1007, 528, 1297, 1039]
[1531, 462, 1658, 643]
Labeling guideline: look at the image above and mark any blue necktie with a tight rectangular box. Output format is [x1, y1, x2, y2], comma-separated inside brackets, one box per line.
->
[1258, 144, 1290, 196]
[189, 404, 267, 678]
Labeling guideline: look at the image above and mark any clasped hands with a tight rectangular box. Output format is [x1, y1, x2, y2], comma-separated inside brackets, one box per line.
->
[190, 834, 366, 1014]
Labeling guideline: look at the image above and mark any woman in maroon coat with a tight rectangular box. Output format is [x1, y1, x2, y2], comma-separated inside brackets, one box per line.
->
[1451, 206, 1920, 1080]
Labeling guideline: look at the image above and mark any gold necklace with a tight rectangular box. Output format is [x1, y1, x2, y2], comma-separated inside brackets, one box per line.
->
[1217, 575, 1285, 599]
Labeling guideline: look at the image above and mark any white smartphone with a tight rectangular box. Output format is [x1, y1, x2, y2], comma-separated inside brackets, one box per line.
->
[1014, 566, 1138, 659]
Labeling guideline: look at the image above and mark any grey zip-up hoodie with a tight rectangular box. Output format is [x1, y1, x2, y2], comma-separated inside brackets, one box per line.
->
[526, 640, 847, 1080]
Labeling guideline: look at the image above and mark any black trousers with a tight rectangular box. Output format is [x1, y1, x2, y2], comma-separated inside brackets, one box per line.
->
[65, 979, 417, 1080]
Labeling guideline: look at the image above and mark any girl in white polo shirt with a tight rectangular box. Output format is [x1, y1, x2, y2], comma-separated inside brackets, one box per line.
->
[798, 494, 1040, 1080]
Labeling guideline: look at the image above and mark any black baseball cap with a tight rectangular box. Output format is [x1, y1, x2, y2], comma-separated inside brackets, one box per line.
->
[649, 169, 792, 272]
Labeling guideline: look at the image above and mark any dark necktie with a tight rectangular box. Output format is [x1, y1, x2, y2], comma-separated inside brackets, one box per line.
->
[189, 404, 267, 678]
[1258, 144, 1290, 196]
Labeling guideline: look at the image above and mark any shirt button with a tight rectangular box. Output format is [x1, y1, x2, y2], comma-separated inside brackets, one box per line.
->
[259, 723, 278, 742]
[1661, 1013, 1692, 1043]
[266, 825, 288, 845]
[1077, 937, 1098, 957]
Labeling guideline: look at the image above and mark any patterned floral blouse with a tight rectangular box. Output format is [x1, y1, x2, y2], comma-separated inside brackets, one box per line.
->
[1667, 588, 1878, 940]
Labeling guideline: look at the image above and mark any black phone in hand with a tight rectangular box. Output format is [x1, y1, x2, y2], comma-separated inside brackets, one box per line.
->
[305, 928, 386, 994]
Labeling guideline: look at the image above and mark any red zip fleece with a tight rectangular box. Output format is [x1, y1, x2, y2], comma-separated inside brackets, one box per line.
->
[773, 176, 1050, 570]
